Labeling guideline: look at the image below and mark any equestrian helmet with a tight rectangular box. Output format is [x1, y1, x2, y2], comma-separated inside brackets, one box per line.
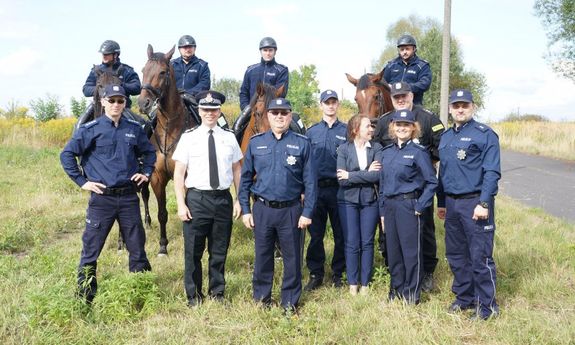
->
[178, 35, 196, 48]
[99, 40, 121, 55]
[397, 34, 417, 47]
[259, 37, 277, 50]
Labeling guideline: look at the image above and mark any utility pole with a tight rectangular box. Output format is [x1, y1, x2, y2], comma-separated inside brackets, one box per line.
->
[440, 0, 452, 125]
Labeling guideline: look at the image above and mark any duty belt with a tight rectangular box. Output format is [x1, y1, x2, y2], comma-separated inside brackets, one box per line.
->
[387, 191, 421, 200]
[446, 192, 481, 199]
[101, 185, 137, 196]
[190, 187, 230, 196]
[255, 195, 300, 209]
[318, 178, 339, 188]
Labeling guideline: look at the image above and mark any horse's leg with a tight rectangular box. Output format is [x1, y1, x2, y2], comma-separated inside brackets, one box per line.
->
[152, 173, 169, 256]
[141, 182, 152, 227]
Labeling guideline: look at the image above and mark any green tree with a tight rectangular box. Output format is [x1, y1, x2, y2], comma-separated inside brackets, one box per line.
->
[212, 77, 241, 104]
[70, 97, 88, 118]
[286, 65, 320, 123]
[0, 99, 29, 119]
[29, 94, 63, 122]
[534, 0, 575, 81]
[373, 15, 487, 115]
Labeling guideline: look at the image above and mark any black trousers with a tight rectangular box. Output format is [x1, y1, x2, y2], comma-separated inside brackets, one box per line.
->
[183, 189, 233, 301]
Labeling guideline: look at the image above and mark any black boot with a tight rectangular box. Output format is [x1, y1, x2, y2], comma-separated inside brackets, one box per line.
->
[232, 105, 252, 144]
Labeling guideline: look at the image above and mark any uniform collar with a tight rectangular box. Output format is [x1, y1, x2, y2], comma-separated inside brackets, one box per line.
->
[260, 57, 276, 66]
[199, 124, 219, 134]
[396, 139, 412, 149]
[267, 128, 290, 141]
[453, 118, 475, 132]
[321, 118, 340, 128]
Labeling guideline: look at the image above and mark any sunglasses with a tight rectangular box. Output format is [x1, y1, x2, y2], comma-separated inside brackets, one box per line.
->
[269, 110, 290, 116]
[106, 98, 125, 104]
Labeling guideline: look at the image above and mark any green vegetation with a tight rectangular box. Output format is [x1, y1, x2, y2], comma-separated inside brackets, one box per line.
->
[29, 94, 64, 122]
[0, 117, 574, 344]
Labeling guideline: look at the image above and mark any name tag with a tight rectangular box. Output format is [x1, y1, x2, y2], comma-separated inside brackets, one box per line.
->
[407, 70, 416, 74]
[266, 72, 276, 76]
[125, 133, 136, 138]
[286, 144, 299, 149]
[460, 137, 472, 141]
[403, 155, 414, 159]
[336, 135, 346, 140]
[256, 146, 268, 149]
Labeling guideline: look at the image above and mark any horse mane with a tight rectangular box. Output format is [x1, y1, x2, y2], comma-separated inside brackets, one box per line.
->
[249, 83, 277, 113]
[358, 73, 390, 91]
[150, 52, 168, 62]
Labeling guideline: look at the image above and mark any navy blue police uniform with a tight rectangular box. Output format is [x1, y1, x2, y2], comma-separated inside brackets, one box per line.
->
[60, 85, 156, 303]
[239, 58, 289, 111]
[437, 89, 501, 319]
[382, 55, 431, 105]
[304, 91, 347, 287]
[378, 110, 438, 304]
[82, 59, 141, 108]
[171, 55, 211, 97]
[239, 99, 317, 309]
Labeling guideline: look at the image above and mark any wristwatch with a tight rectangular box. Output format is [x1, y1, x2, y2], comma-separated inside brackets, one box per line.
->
[478, 201, 489, 209]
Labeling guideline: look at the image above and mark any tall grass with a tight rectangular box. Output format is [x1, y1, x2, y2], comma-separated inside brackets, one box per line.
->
[0, 121, 574, 344]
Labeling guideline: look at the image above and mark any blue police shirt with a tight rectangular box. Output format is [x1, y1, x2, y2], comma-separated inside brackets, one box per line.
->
[383, 55, 431, 105]
[436, 119, 501, 207]
[239, 58, 289, 110]
[306, 119, 347, 180]
[82, 59, 141, 108]
[378, 140, 438, 214]
[239, 130, 317, 218]
[60, 115, 156, 188]
[171, 55, 211, 96]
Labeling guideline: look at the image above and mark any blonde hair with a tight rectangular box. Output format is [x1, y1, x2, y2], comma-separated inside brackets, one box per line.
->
[388, 121, 421, 141]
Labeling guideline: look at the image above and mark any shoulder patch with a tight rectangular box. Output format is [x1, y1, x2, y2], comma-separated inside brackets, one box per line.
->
[184, 125, 199, 133]
[432, 123, 445, 132]
[82, 120, 98, 128]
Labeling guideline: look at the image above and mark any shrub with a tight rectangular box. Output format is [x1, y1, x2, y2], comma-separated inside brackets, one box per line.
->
[70, 97, 88, 118]
[502, 112, 549, 122]
[0, 99, 29, 119]
[40, 118, 76, 146]
[30, 94, 63, 122]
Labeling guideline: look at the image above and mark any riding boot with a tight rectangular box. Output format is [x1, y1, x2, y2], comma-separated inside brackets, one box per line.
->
[232, 105, 252, 144]
[181, 92, 201, 126]
[289, 112, 306, 135]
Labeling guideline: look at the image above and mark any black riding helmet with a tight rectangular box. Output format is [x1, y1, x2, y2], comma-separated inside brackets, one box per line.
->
[178, 35, 196, 48]
[397, 34, 417, 47]
[259, 37, 277, 50]
[99, 40, 121, 55]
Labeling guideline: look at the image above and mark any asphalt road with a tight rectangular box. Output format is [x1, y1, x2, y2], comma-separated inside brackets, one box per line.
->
[499, 149, 575, 223]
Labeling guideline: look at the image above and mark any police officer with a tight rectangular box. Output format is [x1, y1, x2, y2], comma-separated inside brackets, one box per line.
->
[60, 85, 156, 304]
[172, 90, 242, 307]
[381, 34, 431, 105]
[303, 90, 347, 291]
[82, 40, 141, 114]
[378, 109, 438, 304]
[373, 81, 444, 292]
[437, 89, 501, 320]
[239, 98, 317, 312]
[233, 37, 289, 138]
[171, 35, 211, 99]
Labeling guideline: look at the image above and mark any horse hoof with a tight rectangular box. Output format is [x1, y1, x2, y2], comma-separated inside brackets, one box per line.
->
[158, 246, 168, 257]
[117, 249, 124, 255]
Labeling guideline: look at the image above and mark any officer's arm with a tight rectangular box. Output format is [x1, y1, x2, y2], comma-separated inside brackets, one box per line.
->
[480, 131, 501, 204]
[60, 131, 88, 187]
[190, 63, 211, 94]
[301, 141, 317, 219]
[430, 116, 445, 162]
[276, 67, 289, 97]
[238, 144, 255, 215]
[414, 151, 438, 213]
[135, 128, 157, 177]
[122, 68, 142, 96]
[411, 62, 432, 94]
[82, 69, 96, 97]
[336, 144, 352, 187]
[378, 163, 385, 216]
[382, 62, 392, 84]
[239, 70, 251, 111]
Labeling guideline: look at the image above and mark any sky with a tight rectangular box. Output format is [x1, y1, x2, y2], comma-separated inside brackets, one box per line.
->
[1, 0, 574, 122]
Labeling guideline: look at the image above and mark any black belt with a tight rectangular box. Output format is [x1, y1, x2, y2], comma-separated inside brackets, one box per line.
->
[190, 187, 230, 196]
[387, 191, 421, 200]
[255, 195, 300, 209]
[446, 192, 481, 199]
[101, 185, 137, 196]
[318, 178, 338, 188]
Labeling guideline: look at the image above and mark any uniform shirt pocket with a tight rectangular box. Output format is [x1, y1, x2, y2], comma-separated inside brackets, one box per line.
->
[95, 139, 115, 157]
[253, 148, 272, 170]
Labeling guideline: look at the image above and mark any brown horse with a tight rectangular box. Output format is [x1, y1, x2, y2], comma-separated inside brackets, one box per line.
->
[238, 83, 285, 154]
[345, 70, 393, 120]
[93, 65, 124, 118]
[138, 44, 196, 255]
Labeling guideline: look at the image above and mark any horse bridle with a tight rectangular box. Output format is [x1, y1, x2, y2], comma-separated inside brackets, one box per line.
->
[252, 97, 266, 133]
[140, 57, 171, 121]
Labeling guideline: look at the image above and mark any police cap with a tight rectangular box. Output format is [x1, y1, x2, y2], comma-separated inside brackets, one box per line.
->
[320, 89, 339, 103]
[449, 89, 474, 104]
[197, 90, 226, 109]
[103, 84, 127, 98]
[390, 82, 412, 96]
[391, 109, 416, 123]
[267, 98, 292, 111]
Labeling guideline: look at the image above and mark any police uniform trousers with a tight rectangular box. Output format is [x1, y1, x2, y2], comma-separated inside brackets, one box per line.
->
[183, 188, 233, 301]
[78, 191, 151, 300]
[252, 199, 302, 309]
[306, 185, 345, 281]
[338, 201, 379, 286]
[444, 196, 498, 317]
[384, 197, 423, 303]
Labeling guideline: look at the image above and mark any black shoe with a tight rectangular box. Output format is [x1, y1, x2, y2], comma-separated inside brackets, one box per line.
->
[210, 294, 225, 303]
[421, 272, 434, 292]
[187, 298, 203, 308]
[304, 275, 323, 292]
[447, 301, 475, 314]
[470, 310, 498, 321]
[332, 276, 344, 288]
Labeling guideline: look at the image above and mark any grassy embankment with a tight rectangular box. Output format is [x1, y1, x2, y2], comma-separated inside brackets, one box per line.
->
[0, 118, 574, 344]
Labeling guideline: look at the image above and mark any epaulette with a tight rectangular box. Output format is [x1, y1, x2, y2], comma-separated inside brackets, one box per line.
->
[197, 59, 207, 67]
[419, 59, 430, 65]
[412, 142, 427, 151]
[382, 143, 395, 150]
[275, 64, 288, 72]
[184, 125, 199, 133]
[82, 119, 98, 128]
[307, 122, 320, 130]
[121, 63, 134, 70]
[473, 122, 490, 133]
[420, 107, 435, 115]
[222, 127, 234, 133]
[250, 132, 265, 139]
[126, 119, 142, 127]
[246, 63, 259, 72]
[293, 132, 310, 141]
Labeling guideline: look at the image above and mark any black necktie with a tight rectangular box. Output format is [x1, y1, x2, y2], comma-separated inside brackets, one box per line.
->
[208, 129, 219, 189]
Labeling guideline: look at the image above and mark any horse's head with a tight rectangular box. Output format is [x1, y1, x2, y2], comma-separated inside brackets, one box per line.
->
[138, 44, 176, 115]
[346, 71, 393, 120]
[249, 83, 285, 133]
[93, 65, 122, 117]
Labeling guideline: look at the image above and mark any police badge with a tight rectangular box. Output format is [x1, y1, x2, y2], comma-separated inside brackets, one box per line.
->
[286, 155, 297, 165]
[457, 149, 466, 160]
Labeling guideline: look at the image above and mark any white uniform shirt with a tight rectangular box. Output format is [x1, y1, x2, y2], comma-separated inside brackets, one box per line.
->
[172, 125, 243, 190]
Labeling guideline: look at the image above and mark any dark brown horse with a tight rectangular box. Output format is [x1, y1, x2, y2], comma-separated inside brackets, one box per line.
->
[93, 65, 124, 118]
[238, 83, 285, 154]
[345, 70, 393, 120]
[138, 44, 196, 255]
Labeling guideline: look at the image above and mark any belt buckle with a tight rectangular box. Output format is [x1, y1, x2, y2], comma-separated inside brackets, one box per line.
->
[269, 200, 280, 208]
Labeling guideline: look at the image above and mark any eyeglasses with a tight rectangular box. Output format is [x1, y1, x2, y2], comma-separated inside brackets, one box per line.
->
[106, 98, 125, 104]
[269, 110, 290, 116]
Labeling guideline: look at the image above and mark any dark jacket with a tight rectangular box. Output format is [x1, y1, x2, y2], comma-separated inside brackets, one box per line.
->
[336, 141, 383, 204]
[171, 55, 211, 96]
[82, 59, 141, 108]
[239, 58, 289, 110]
[382, 54, 431, 105]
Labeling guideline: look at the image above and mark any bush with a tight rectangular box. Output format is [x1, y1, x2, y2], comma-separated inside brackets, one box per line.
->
[502, 112, 549, 122]
[70, 97, 88, 118]
[0, 99, 29, 119]
[40, 117, 76, 146]
[30, 94, 63, 122]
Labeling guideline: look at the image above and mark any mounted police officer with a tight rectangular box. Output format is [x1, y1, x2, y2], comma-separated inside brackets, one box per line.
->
[437, 89, 501, 320]
[61, 85, 156, 305]
[381, 34, 431, 106]
[81, 40, 142, 123]
[303, 90, 347, 291]
[373, 81, 444, 292]
[233, 37, 289, 141]
[173, 90, 242, 307]
[239, 98, 317, 313]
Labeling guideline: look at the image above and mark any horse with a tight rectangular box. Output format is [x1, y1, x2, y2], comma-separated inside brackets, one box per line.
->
[138, 44, 196, 255]
[345, 70, 394, 120]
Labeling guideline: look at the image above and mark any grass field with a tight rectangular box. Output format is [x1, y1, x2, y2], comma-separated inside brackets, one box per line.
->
[1, 128, 574, 344]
